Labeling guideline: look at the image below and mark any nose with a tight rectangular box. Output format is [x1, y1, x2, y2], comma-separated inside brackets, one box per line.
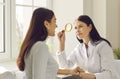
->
[75, 28, 80, 33]
[56, 25, 57, 27]
[75, 26, 79, 30]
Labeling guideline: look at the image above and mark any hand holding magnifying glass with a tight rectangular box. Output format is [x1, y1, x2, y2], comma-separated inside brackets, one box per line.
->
[57, 23, 73, 51]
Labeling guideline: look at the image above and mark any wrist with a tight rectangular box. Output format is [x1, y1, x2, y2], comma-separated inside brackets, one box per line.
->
[64, 69, 71, 75]
[59, 43, 65, 52]
[68, 70, 72, 74]
[92, 74, 96, 79]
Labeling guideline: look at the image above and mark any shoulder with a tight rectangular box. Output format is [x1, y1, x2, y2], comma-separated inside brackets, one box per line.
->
[30, 41, 48, 55]
[32, 41, 47, 49]
[96, 40, 110, 48]
[95, 40, 113, 53]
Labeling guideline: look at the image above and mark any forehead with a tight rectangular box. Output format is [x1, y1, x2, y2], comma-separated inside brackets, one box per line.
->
[75, 20, 86, 26]
[50, 15, 56, 22]
[52, 15, 56, 20]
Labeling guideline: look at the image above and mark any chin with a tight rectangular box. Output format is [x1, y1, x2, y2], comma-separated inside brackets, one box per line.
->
[48, 32, 55, 36]
[77, 36, 82, 40]
[50, 34, 55, 36]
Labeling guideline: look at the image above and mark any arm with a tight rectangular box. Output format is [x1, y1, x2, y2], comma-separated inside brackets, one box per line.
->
[79, 72, 96, 79]
[94, 42, 114, 79]
[57, 31, 77, 68]
[56, 50, 78, 68]
[57, 30, 65, 52]
[57, 67, 84, 76]
[57, 69, 72, 75]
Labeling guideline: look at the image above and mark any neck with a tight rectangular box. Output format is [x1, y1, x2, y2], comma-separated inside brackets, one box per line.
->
[83, 37, 90, 47]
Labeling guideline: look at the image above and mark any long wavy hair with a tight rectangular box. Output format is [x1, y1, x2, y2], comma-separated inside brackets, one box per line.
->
[17, 7, 54, 71]
[77, 15, 111, 46]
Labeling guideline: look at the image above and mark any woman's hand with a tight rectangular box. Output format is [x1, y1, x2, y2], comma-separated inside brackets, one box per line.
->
[70, 67, 84, 76]
[79, 72, 96, 79]
[57, 67, 84, 76]
[57, 30, 65, 52]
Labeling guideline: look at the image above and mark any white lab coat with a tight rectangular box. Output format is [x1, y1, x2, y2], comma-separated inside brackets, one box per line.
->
[56, 40, 120, 79]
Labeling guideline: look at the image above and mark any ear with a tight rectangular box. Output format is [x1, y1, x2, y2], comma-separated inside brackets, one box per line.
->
[89, 24, 92, 30]
[44, 20, 49, 29]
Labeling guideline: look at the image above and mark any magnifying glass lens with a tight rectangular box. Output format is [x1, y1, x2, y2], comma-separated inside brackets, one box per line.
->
[64, 23, 72, 32]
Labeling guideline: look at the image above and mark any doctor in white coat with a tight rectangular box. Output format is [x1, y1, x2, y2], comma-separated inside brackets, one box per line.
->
[57, 15, 120, 79]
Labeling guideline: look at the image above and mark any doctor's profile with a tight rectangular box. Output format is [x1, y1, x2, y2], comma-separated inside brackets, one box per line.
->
[57, 15, 120, 79]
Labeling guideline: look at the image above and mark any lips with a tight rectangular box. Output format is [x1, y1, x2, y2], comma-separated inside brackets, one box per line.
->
[76, 32, 82, 36]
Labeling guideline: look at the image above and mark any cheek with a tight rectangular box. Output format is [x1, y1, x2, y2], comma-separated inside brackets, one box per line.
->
[80, 29, 88, 36]
[52, 26, 55, 30]
[52, 25, 56, 31]
[84, 29, 90, 36]
[79, 28, 85, 33]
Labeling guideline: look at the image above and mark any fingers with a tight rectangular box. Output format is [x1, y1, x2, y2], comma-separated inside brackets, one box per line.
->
[61, 29, 64, 32]
[76, 67, 85, 73]
[57, 30, 65, 36]
[70, 67, 85, 76]
[57, 30, 65, 42]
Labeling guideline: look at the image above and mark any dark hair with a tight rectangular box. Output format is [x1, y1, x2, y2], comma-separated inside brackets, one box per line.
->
[17, 7, 54, 71]
[77, 15, 111, 46]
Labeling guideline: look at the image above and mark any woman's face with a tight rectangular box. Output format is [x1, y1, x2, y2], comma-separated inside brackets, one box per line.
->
[46, 15, 57, 36]
[74, 20, 92, 40]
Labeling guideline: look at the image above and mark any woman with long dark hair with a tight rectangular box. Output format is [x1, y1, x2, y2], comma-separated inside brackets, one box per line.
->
[17, 7, 82, 79]
[57, 15, 119, 79]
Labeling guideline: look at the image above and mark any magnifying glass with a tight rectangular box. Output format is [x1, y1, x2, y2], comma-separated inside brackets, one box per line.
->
[64, 23, 73, 32]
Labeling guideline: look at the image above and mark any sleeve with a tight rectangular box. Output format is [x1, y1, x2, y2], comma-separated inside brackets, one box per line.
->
[56, 49, 77, 69]
[31, 43, 49, 79]
[94, 42, 116, 79]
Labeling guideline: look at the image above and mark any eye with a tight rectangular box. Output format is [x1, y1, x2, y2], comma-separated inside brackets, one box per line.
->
[74, 25, 83, 30]
[79, 25, 83, 28]
[74, 26, 77, 29]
